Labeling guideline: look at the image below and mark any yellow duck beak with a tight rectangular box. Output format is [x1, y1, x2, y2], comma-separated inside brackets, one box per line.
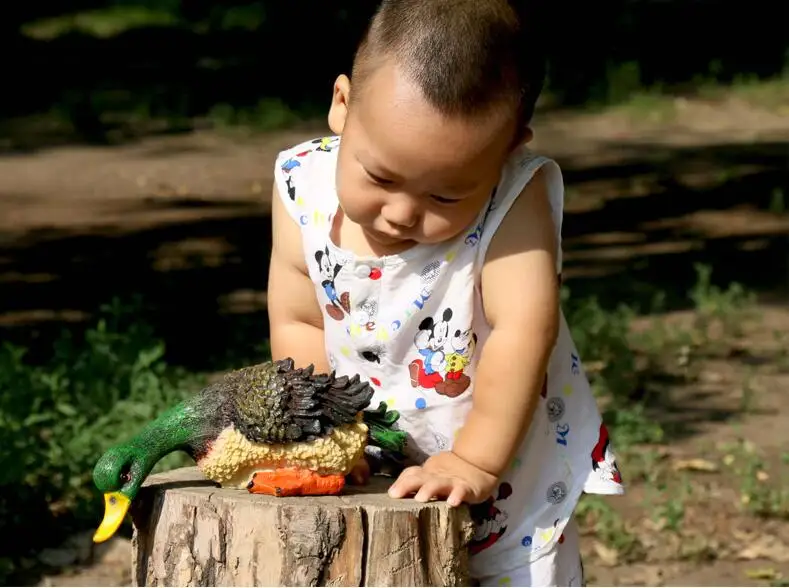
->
[93, 492, 131, 543]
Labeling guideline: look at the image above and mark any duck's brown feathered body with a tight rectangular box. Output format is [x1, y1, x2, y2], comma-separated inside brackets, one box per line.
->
[187, 358, 375, 456]
[190, 358, 378, 487]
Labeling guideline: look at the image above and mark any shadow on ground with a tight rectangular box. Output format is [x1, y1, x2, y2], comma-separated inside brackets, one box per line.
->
[0, 139, 786, 374]
[0, 201, 272, 371]
[559, 140, 789, 309]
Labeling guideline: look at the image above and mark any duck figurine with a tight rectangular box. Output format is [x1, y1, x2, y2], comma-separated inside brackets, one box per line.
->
[92, 358, 407, 543]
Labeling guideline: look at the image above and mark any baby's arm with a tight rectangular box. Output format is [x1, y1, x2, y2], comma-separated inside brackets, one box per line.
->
[267, 181, 330, 373]
[454, 166, 560, 476]
[389, 167, 559, 504]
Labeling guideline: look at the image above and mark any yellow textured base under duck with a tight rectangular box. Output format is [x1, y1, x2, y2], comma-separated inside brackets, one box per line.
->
[198, 419, 369, 489]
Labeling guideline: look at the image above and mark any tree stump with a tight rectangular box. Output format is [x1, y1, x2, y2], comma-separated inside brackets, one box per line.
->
[130, 467, 475, 587]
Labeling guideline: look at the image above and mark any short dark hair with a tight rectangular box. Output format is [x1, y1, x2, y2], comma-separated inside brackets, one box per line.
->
[351, 0, 546, 126]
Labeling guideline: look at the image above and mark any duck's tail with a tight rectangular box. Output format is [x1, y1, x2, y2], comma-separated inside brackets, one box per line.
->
[361, 401, 408, 477]
[362, 401, 408, 461]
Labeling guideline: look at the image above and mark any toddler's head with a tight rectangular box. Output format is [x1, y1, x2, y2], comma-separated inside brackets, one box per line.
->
[328, 0, 545, 250]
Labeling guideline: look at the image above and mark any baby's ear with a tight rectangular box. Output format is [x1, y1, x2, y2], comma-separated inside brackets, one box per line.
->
[328, 74, 351, 135]
[511, 125, 534, 149]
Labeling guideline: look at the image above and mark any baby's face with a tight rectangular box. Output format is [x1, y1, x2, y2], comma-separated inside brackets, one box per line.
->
[329, 60, 521, 250]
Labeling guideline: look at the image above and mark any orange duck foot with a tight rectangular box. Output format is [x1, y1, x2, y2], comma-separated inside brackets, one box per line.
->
[246, 467, 346, 497]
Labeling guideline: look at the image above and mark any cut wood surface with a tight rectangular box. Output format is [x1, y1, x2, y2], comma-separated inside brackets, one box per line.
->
[130, 467, 475, 587]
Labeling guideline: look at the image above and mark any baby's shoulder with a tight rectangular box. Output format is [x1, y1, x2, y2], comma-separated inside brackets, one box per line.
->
[497, 146, 560, 195]
[275, 136, 340, 178]
[274, 136, 341, 212]
[487, 145, 565, 218]
[471, 145, 566, 268]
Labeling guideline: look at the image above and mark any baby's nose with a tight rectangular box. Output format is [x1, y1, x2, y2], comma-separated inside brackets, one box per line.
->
[383, 195, 419, 229]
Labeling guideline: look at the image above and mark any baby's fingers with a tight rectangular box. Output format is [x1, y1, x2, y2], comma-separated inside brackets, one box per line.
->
[413, 476, 453, 503]
[388, 466, 425, 499]
[447, 482, 473, 507]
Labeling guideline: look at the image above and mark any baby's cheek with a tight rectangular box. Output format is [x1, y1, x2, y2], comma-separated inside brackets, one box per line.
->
[340, 186, 380, 224]
[424, 208, 475, 242]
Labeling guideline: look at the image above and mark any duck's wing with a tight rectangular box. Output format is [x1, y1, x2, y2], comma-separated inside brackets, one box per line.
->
[225, 358, 374, 444]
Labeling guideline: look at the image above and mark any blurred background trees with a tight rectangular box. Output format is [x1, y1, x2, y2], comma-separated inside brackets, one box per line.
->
[2, 0, 786, 142]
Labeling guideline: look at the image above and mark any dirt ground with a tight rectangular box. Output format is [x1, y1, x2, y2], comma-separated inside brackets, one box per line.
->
[3, 91, 789, 587]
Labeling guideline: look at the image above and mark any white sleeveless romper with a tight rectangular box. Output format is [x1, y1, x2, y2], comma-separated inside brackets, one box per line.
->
[274, 136, 625, 586]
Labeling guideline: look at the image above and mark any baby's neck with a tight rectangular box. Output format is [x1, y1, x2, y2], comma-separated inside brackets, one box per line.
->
[331, 208, 419, 259]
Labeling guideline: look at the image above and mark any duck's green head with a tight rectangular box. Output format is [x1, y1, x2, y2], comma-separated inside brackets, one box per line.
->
[90, 398, 206, 543]
[92, 443, 155, 543]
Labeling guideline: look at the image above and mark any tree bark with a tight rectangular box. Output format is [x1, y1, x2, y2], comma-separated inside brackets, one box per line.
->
[130, 466, 474, 587]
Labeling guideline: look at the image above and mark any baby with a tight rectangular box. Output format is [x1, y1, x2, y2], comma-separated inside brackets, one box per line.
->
[267, 0, 625, 585]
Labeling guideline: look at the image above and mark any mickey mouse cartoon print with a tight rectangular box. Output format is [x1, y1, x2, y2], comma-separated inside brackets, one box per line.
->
[408, 308, 452, 390]
[315, 246, 350, 321]
[285, 175, 296, 201]
[279, 147, 312, 175]
[468, 482, 513, 555]
[441, 328, 477, 397]
[351, 298, 378, 334]
[312, 136, 339, 152]
[591, 423, 623, 485]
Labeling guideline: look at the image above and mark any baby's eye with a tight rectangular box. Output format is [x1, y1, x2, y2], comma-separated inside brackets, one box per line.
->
[430, 195, 462, 204]
[365, 170, 393, 185]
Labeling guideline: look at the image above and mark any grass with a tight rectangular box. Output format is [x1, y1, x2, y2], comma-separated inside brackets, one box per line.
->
[19, 3, 270, 40]
[696, 73, 789, 112]
[593, 61, 789, 124]
[20, 6, 180, 40]
[203, 67, 789, 132]
[568, 263, 781, 567]
[0, 297, 201, 582]
[207, 98, 323, 133]
[723, 439, 789, 519]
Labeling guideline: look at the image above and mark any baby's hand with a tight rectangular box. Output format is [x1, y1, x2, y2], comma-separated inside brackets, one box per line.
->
[387, 451, 498, 507]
